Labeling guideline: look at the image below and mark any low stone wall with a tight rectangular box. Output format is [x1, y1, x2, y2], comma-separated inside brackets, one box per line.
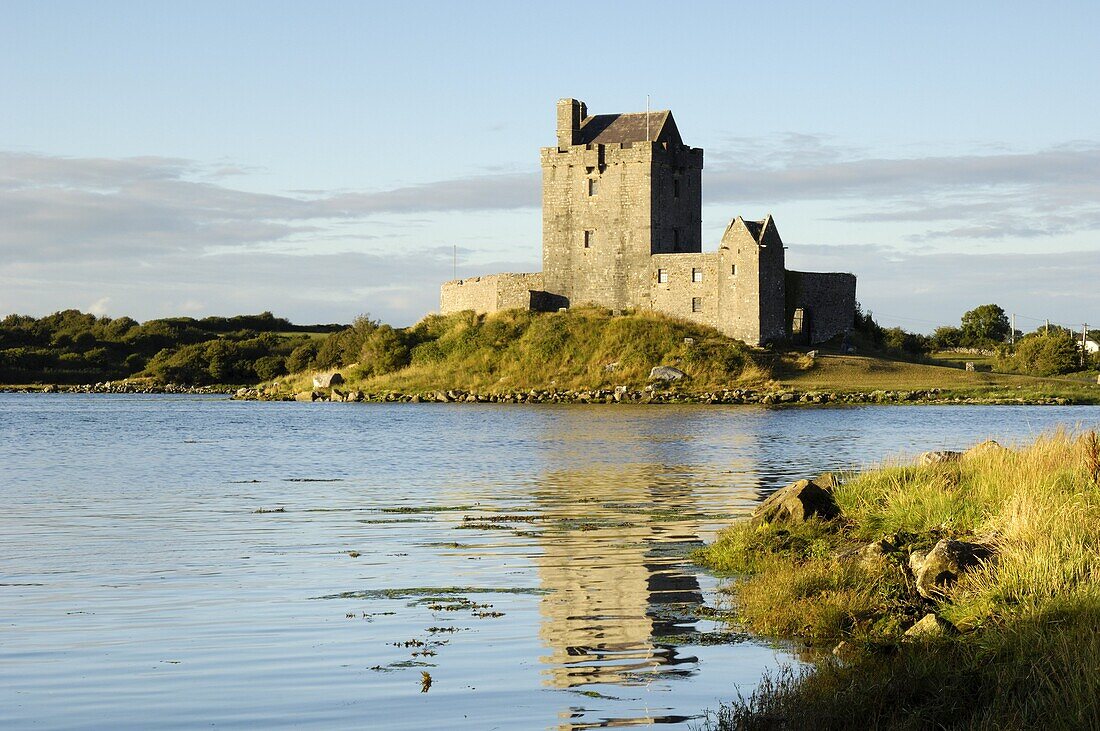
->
[439, 272, 544, 315]
[788, 271, 856, 344]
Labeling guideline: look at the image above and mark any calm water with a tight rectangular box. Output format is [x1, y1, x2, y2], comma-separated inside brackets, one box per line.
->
[2, 395, 1099, 730]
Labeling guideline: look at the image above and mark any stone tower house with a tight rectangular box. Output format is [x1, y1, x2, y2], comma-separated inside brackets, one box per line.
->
[541, 98, 703, 310]
[440, 98, 856, 346]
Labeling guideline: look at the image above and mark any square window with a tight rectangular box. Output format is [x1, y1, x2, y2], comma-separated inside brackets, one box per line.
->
[588, 178, 598, 196]
[691, 297, 702, 313]
[692, 268, 703, 283]
[657, 268, 668, 284]
[584, 230, 593, 248]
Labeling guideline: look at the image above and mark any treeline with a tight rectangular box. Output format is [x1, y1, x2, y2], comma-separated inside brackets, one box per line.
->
[0, 310, 343, 385]
[853, 302, 1098, 376]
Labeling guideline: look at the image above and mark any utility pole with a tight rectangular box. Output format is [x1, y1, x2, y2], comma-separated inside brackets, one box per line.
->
[1045, 319, 1050, 335]
[1011, 313, 1016, 346]
[1083, 323, 1089, 369]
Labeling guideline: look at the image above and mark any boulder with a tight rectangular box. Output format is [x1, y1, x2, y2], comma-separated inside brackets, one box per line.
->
[904, 613, 958, 639]
[751, 479, 840, 526]
[917, 450, 962, 466]
[648, 365, 687, 382]
[330, 388, 346, 402]
[312, 372, 344, 389]
[860, 537, 897, 563]
[294, 390, 320, 402]
[911, 539, 993, 599]
[963, 440, 1006, 460]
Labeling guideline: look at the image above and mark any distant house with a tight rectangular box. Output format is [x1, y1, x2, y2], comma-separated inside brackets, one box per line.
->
[1086, 339, 1099, 355]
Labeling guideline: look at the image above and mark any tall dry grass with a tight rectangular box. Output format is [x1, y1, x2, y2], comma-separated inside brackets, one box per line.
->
[697, 429, 1100, 730]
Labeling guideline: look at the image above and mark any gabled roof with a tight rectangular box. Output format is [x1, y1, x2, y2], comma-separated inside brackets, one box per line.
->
[721, 215, 780, 247]
[577, 110, 683, 145]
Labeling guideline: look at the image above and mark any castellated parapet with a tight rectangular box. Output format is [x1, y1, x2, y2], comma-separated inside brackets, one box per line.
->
[439, 98, 856, 346]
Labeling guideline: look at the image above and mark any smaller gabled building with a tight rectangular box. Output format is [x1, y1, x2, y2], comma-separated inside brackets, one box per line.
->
[440, 98, 856, 346]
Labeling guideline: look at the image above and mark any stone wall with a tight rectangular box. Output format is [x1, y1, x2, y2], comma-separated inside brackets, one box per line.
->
[786, 271, 856, 344]
[648, 252, 722, 329]
[439, 272, 544, 315]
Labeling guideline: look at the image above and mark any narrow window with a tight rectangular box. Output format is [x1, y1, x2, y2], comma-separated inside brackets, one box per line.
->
[692, 267, 703, 283]
[673, 179, 680, 198]
[691, 297, 702, 313]
[731, 264, 737, 275]
[673, 228, 681, 251]
[584, 230, 593, 248]
[657, 268, 668, 284]
[588, 178, 598, 196]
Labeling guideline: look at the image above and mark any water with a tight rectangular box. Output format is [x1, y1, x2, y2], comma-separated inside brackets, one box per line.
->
[2, 395, 1098, 730]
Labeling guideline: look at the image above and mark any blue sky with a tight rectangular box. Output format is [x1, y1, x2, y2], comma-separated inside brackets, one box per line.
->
[2, 1, 1098, 333]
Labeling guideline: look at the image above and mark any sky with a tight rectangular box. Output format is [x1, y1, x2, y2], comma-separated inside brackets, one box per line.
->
[1, 1, 1098, 334]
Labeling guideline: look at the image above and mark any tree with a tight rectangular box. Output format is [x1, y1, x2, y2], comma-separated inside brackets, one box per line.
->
[1009, 330, 1079, 376]
[960, 304, 1010, 346]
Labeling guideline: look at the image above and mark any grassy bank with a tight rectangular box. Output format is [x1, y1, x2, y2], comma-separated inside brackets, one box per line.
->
[775, 351, 1100, 404]
[695, 432, 1100, 729]
[275, 308, 771, 395]
[260, 308, 1100, 404]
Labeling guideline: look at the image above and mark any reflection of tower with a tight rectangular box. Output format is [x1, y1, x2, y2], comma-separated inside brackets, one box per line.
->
[533, 464, 707, 689]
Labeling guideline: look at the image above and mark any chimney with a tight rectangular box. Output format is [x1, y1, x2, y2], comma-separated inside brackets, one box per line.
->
[556, 98, 585, 148]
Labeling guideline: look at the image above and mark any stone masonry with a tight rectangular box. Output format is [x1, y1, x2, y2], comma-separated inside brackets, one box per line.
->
[440, 98, 856, 346]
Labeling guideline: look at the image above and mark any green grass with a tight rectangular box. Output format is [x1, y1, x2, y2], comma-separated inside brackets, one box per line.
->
[696, 431, 1100, 729]
[775, 352, 1100, 402]
[278, 307, 772, 395]
[261, 308, 1100, 403]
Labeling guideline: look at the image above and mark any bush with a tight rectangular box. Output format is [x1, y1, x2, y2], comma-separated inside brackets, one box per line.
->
[358, 325, 410, 377]
[1007, 330, 1080, 376]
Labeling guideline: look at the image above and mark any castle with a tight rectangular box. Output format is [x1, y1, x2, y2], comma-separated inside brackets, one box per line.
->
[440, 98, 856, 346]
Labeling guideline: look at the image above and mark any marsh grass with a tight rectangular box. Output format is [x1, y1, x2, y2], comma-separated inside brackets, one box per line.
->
[696, 430, 1100, 729]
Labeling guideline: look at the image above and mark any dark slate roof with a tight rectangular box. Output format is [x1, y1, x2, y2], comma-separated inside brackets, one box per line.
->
[577, 110, 682, 145]
[741, 219, 764, 241]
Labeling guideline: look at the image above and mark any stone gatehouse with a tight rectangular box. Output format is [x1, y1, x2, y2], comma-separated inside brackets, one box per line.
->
[440, 98, 856, 345]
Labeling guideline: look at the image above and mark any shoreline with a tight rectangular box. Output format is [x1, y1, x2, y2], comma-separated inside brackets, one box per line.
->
[694, 432, 1100, 729]
[234, 385, 1085, 406]
[1, 383, 1092, 405]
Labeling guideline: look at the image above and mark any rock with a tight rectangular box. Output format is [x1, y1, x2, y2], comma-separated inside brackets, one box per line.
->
[42, 384, 58, 393]
[751, 479, 840, 526]
[861, 537, 897, 563]
[965, 361, 976, 372]
[911, 539, 993, 599]
[604, 361, 620, 372]
[917, 450, 962, 466]
[294, 390, 319, 402]
[347, 391, 362, 402]
[330, 388, 346, 402]
[648, 365, 687, 382]
[815, 472, 842, 489]
[312, 372, 344, 389]
[904, 613, 958, 639]
[963, 440, 1006, 460]
[807, 350, 818, 359]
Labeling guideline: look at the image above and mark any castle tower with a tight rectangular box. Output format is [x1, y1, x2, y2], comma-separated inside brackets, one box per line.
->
[540, 98, 704, 310]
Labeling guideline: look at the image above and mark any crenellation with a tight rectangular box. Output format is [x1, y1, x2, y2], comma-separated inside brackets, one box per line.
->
[440, 98, 856, 346]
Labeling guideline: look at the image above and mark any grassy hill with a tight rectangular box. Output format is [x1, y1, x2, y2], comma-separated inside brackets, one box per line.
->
[268, 308, 1100, 403]
[276, 307, 771, 395]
